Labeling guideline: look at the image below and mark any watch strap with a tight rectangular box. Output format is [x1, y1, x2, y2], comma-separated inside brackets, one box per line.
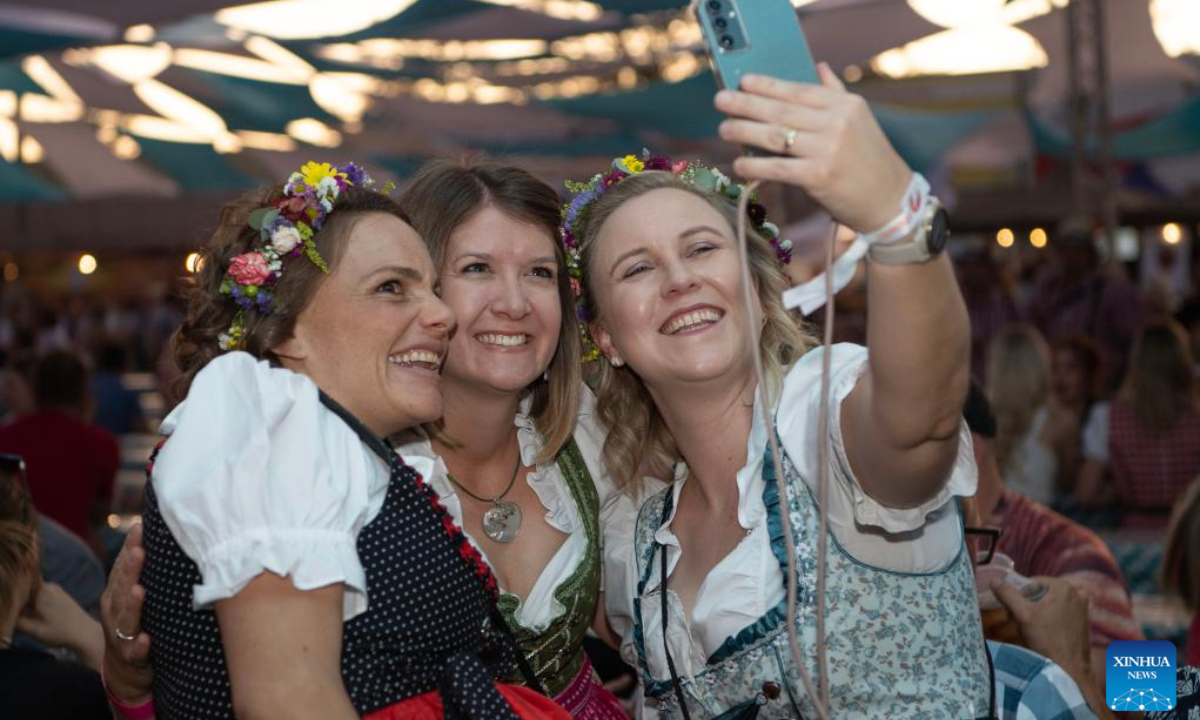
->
[868, 199, 943, 266]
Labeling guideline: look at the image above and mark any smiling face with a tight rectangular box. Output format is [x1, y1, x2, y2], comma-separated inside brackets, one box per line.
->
[438, 205, 562, 397]
[588, 187, 762, 389]
[274, 212, 455, 437]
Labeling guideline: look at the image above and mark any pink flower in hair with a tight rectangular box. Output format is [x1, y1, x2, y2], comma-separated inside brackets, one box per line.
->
[229, 252, 271, 286]
[671, 160, 689, 174]
[570, 277, 582, 297]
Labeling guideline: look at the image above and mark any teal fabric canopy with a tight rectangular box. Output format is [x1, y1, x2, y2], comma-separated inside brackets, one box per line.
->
[133, 137, 258, 193]
[0, 160, 67, 201]
[1028, 94, 1200, 162]
[543, 75, 723, 138]
[1112, 94, 1200, 160]
[873, 105, 998, 174]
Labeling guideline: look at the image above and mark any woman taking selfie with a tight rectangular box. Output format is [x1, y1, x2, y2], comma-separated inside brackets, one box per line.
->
[580, 66, 990, 719]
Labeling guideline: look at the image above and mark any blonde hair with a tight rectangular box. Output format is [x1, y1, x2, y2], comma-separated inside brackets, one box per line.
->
[0, 520, 39, 624]
[574, 171, 817, 489]
[986, 324, 1051, 475]
[1125, 321, 1194, 434]
[398, 158, 582, 463]
[1162, 478, 1200, 610]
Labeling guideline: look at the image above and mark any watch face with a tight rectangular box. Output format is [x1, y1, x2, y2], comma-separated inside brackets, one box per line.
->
[929, 208, 950, 254]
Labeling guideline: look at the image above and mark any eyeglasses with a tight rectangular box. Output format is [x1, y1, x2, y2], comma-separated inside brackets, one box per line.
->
[964, 525, 1001, 565]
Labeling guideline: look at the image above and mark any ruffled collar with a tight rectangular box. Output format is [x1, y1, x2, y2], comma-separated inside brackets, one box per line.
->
[654, 387, 771, 548]
[392, 396, 581, 535]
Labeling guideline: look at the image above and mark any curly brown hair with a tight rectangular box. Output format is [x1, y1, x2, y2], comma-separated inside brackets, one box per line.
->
[172, 186, 411, 396]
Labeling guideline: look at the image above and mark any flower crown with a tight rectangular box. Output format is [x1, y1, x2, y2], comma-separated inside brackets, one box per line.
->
[217, 161, 393, 351]
[559, 149, 793, 362]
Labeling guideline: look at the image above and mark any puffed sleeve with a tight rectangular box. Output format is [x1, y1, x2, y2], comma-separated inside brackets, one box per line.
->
[776, 343, 976, 571]
[152, 352, 386, 621]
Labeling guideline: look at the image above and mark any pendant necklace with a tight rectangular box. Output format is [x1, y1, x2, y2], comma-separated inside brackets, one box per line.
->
[446, 449, 523, 544]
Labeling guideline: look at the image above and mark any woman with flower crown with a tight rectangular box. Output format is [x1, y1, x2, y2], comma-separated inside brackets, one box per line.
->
[98, 161, 570, 720]
[99, 159, 629, 720]
[567, 67, 991, 719]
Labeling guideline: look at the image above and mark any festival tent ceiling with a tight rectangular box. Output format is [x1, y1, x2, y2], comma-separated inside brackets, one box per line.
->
[0, 0, 1198, 250]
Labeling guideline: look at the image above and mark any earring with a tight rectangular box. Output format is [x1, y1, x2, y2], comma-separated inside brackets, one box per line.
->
[542, 370, 549, 381]
[610, 356, 624, 368]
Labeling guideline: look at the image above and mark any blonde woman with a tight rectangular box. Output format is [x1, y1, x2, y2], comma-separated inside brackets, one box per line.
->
[985, 324, 1069, 506]
[572, 67, 990, 719]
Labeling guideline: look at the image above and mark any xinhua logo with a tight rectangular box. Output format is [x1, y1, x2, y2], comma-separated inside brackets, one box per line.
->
[1105, 640, 1177, 712]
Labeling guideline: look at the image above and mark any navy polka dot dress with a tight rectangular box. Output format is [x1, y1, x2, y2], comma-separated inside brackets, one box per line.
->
[140, 393, 524, 719]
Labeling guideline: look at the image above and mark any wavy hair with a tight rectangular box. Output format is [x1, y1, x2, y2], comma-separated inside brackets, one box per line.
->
[1125, 320, 1195, 434]
[398, 158, 582, 463]
[574, 171, 817, 489]
[172, 188, 411, 397]
[986, 324, 1051, 476]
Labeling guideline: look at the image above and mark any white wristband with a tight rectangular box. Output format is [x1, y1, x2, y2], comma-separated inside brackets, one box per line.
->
[857, 172, 931, 247]
[780, 172, 931, 315]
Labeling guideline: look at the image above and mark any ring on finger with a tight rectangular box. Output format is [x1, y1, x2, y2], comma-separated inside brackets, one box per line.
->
[781, 127, 799, 153]
[114, 627, 137, 642]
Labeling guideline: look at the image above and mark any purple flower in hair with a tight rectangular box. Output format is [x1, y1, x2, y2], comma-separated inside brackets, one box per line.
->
[340, 162, 367, 187]
[747, 202, 767, 227]
[770, 237, 793, 265]
[645, 154, 672, 172]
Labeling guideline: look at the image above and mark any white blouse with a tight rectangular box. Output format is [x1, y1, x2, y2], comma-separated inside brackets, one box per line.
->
[152, 352, 435, 621]
[393, 385, 618, 632]
[602, 343, 978, 678]
[1081, 401, 1111, 463]
[1002, 406, 1057, 506]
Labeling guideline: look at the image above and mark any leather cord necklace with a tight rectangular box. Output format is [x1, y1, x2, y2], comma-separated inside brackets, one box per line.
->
[446, 450, 523, 544]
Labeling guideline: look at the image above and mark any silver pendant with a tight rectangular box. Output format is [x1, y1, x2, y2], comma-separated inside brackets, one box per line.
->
[482, 500, 522, 543]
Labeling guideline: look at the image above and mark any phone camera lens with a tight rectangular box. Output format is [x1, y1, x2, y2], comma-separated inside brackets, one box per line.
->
[706, 0, 721, 12]
[719, 35, 734, 49]
[714, 17, 728, 29]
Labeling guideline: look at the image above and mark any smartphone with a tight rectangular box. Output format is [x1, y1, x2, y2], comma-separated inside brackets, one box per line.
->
[694, 0, 819, 89]
[693, 0, 819, 154]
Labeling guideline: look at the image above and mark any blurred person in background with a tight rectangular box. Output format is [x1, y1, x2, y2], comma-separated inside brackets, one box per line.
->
[0, 350, 118, 558]
[1027, 227, 1142, 393]
[987, 324, 1074, 506]
[1049, 335, 1107, 498]
[954, 237, 1019, 380]
[91, 339, 147, 436]
[0, 460, 110, 720]
[0, 350, 36, 423]
[1160, 478, 1200, 666]
[1, 455, 105, 618]
[1077, 321, 1200, 528]
[963, 383, 1141, 688]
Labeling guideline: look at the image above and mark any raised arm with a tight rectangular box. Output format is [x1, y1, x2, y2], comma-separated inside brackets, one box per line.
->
[216, 574, 358, 720]
[716, 63, 969, 509]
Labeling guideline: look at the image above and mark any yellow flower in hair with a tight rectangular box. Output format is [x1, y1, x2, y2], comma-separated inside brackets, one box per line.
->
[299, 161, 343, 187]
[622, 155, 644, 173]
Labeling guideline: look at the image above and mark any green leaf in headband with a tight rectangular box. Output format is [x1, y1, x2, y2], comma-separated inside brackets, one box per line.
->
[247, 207, 273, 231]
[690, 168, 719, 192]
